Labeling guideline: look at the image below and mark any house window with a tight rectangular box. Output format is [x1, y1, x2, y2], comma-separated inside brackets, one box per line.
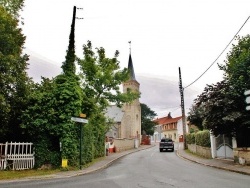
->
[174, 133, 176, 139]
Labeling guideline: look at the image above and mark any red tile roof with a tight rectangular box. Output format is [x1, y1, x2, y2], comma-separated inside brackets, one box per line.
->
[155, 116, 182, 125]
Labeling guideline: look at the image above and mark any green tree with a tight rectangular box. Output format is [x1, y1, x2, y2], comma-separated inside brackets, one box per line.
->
[77, 41, 140, 159]
[0, 5, 31, 141]
[188, 35, 250, 146]
[77, 41, 140, 111]
[187, 104, 204, 131]
[219, 35, 250, 146]
[21, 6, 84, 166]
[61, 6, 76, 76]
[21, 76, 84, 167]
[141, 103, 157, 135]
[0, 0, 24, 18]
[188, 80, 238, 136]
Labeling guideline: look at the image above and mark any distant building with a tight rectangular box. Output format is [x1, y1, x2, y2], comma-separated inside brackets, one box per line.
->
[105, 51, 141, 140]
[154, 113, 188, 142]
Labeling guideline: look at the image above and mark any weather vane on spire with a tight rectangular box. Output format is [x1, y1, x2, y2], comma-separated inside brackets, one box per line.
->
[128, 41, 131, 54]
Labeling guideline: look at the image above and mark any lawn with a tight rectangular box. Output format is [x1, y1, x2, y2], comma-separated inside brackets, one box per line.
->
[0, 169, 61, 180]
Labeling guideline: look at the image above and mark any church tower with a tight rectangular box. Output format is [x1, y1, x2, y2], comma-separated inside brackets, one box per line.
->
[121, 45, 141, 139]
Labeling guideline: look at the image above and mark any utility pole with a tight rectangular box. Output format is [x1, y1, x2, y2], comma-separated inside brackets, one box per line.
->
[179, 67, 187, 149]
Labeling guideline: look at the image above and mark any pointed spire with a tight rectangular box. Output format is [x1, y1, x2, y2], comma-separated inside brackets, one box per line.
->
[128, 41, 136, 80]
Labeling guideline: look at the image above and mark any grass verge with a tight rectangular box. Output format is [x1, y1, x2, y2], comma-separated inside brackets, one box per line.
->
[0, 169, 61, 180]
[0, 156, 106, 180]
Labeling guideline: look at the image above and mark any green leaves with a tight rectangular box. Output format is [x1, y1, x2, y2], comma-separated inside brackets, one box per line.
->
[0, 0, 24, 19]
[77, 41, 139, 111]
[188, 35, 250, 139]
[141, 103, 157, 136]
[0, 4, 31, 141]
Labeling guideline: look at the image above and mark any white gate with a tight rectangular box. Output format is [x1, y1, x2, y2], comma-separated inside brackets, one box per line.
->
[0, 142, 34, 170]
[215, 134, 233, 159]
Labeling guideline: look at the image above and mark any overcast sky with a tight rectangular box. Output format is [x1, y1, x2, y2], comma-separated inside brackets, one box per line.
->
[21, 0, 250, 117]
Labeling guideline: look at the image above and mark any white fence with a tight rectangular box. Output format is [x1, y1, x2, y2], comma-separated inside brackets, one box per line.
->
[0, 142, 34, 170]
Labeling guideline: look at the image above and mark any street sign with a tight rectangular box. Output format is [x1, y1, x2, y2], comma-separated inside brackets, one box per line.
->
[244, 90, 250, 96]
[71, 117, 88, 123]
[80, 113, 86, 118]
[246, 96, 250, 104]
[244, 90, 250, 111]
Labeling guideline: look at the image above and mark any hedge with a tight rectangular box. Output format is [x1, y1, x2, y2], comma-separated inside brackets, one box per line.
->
[186, 130, 211, 148]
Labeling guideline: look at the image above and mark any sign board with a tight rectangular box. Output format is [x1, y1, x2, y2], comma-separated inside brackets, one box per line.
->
[244, 90, 250, 111]
[246, 96, 250, 104]
[80, 113, 86, 118]
[71, 117, 88, 123]
[244, 90, 250, 96]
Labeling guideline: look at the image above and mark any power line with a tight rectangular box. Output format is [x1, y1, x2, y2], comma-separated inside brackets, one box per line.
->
[184, 16, 250, 89]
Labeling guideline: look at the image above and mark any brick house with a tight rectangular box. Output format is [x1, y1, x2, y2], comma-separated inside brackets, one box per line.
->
[154, 113, 188, 142]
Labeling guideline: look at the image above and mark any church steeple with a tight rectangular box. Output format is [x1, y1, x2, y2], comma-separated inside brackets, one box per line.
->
[121, 41, 141, 140]
[128, 41, 136, 81]
[128, 54, 136, 80]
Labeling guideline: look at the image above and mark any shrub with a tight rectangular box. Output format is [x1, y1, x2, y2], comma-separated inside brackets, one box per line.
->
[195, 130, 211, 147]
[186, 133, 196, 144]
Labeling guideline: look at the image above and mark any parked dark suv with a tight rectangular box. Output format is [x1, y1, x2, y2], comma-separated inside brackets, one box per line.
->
[159, 138, 174, 152]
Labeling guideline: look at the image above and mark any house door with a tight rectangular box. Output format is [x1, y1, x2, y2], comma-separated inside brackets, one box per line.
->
[215, 134, 233, 159]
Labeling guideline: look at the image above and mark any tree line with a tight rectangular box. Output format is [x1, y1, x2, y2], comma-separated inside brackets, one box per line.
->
[188, 35, 250, 147]
[0, 1, 143, 167]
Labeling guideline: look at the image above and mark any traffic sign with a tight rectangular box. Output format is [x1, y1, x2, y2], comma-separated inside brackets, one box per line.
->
[80, 113, 86, 118]
[244, 90, 250, 111]
[71, 117, 88, 123]
[246, 96, 250, 104]
[244, 90, 250, 96]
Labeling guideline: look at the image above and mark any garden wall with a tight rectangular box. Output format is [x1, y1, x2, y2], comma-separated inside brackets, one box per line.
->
[188, 144, 212, 159]
[113, 138, 135, 152]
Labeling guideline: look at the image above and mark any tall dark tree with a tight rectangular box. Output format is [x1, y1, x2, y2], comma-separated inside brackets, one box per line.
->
[188, 80, 239, 136]
[188, 35, 250, 146]
[141, 103, 157, 135]
[21, 6, 84, 167]
[219, 35, 250, 146]
[61, 6, 76, 76]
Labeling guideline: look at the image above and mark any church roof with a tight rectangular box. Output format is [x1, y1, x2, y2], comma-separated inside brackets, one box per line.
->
[128, 54, 136, 81]
[105, 105, 124, 122]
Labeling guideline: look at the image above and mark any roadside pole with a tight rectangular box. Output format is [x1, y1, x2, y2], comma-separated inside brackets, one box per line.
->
[179, 67, 187, 149]
[80, 122, 83, 169]
[71, 115, 88, 170]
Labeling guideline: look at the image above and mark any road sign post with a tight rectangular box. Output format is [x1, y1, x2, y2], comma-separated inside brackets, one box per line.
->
[244, 90, 250, 111]
[71, 116, 88, 170]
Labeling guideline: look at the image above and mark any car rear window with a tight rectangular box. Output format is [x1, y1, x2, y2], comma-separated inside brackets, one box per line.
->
[161, 138, 172, 142]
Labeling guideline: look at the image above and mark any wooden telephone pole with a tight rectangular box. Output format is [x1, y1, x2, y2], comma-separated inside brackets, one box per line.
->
[179, 67, 187, 149]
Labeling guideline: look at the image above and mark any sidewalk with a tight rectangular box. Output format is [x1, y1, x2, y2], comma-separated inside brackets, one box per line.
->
[1, 143, 249, 183]
[51, 144, 155, 179]
[176, 142, 250, 176]
[0, 144, 155, 183]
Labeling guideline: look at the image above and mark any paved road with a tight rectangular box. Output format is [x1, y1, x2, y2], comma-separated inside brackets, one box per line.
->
[1, 146, 250, 188]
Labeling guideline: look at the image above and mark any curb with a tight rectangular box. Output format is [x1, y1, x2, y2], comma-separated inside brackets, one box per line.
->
[176, 150, 250, 176]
